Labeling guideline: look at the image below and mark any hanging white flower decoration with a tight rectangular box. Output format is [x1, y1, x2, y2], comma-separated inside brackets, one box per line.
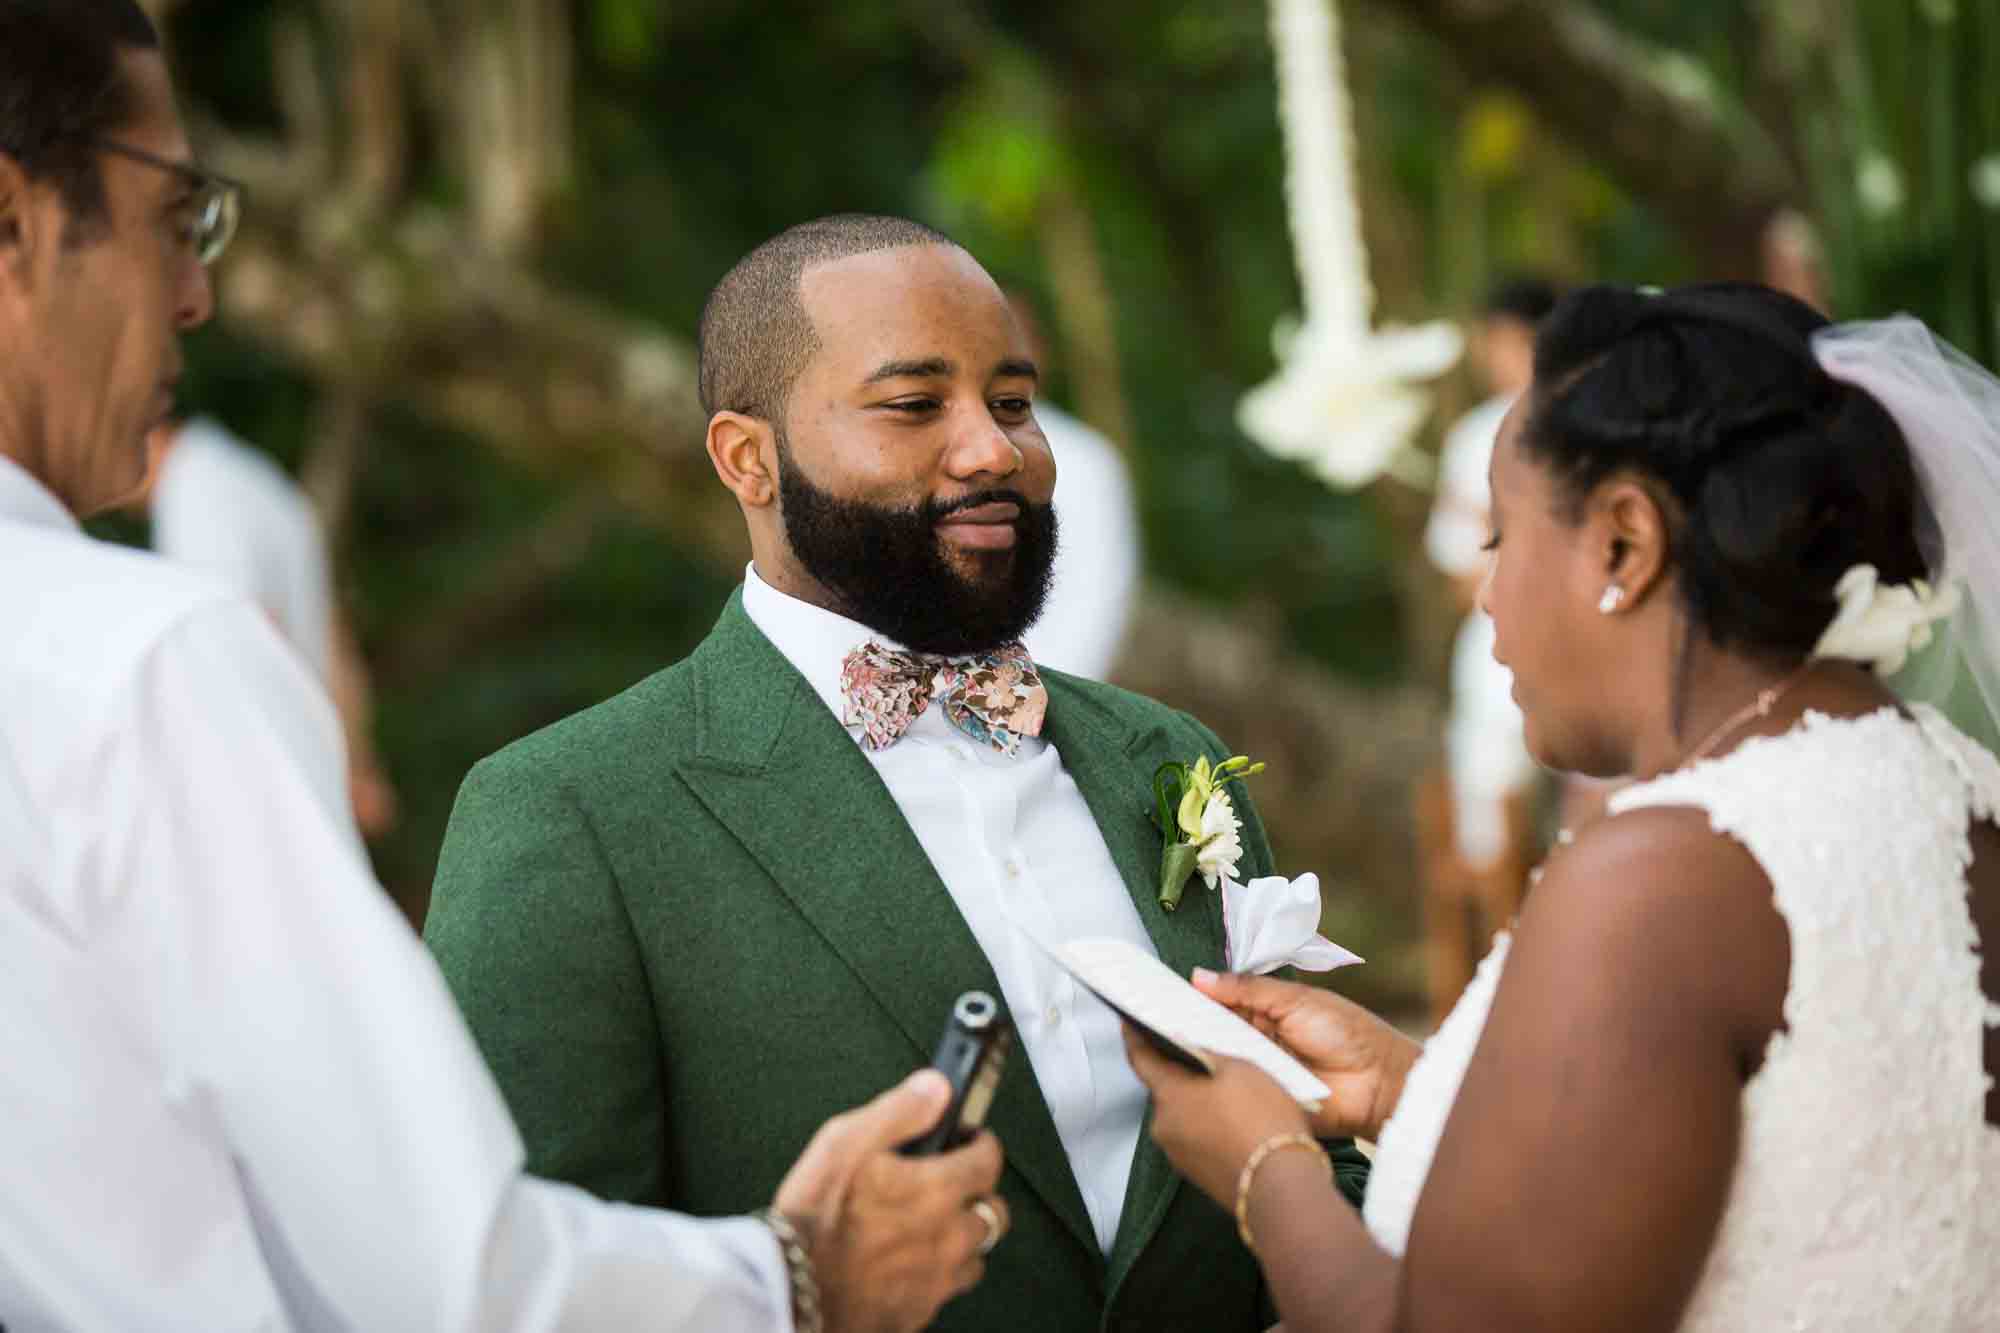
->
[1240, 318, 1464, 488]
[1240, 0, 1462, 491]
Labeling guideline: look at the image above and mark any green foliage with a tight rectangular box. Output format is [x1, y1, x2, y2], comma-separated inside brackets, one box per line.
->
[590, 0, 665, 72]
[1819, 0, 1999, 366]
[155, 0, 2000, 932]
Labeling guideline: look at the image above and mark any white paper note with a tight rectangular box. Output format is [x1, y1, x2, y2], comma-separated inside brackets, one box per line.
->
[1049, 936, 1332, 1107]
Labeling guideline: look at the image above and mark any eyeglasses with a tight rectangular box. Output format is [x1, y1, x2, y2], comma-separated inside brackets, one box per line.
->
[93, 138, 243, 266]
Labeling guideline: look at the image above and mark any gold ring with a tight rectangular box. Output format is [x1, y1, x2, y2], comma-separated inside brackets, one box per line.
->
[970, 1197, 1004, 1256]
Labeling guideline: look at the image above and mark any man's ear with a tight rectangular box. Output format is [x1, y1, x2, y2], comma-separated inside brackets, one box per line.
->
[1591, 476, 1672, 607]
[0, 153, 29, 271]
[706, 411, 778, 510]
[0, 151, 56, 301]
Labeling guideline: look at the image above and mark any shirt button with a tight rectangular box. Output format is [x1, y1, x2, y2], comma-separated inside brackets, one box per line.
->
[1045, 1005, 1063, 1028]
[1004, 857, 1022, 879]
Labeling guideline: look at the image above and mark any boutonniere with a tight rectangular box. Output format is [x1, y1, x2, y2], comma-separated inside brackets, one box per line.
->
[1151, 754, 1265, 911]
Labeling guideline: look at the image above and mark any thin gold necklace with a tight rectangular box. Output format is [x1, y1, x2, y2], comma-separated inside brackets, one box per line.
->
[1534, 661, 1816, 883]
[1675, 660, 1816, 770]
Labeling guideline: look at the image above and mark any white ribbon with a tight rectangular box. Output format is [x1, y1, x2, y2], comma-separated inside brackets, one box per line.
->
[1222, 872, 1364, 975]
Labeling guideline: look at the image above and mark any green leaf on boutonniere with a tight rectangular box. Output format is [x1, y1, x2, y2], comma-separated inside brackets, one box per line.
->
[1150, 751, 1266, 911]
[1158, 840, 1201, 912]
[1151, 761, 1186, 836]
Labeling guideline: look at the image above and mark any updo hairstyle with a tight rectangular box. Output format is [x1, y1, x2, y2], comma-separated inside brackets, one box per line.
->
[1521, 282, 1933, 662]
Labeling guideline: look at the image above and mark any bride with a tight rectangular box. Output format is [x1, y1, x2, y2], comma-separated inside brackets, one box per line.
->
[1124, 283, 1999, 1331]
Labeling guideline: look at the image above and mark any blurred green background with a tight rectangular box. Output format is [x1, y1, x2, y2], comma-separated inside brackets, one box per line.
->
[121, 0, 2000, 1015]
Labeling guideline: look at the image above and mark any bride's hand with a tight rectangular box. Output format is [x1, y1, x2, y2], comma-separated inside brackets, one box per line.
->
[1192, 968, 1420, 1141]
[1121, 1027, 1311, 1212]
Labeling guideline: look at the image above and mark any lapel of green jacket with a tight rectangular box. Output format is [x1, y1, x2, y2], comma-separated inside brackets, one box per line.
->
[673, 593, 1097, 1255]
[1037, 674, 1230, 1293]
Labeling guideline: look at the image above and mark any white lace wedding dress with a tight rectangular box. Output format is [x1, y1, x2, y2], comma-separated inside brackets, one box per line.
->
[1361, 705, 2000, 1329]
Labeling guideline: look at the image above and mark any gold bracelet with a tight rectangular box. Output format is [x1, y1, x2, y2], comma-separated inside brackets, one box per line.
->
[1234, 1131, 1332, 1254]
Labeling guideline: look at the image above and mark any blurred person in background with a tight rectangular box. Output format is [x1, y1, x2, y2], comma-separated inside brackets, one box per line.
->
[0, 4, 1000, 1329]
[149, 416, 335, 679]
[1759, 208, 1829, 316]
[1415, 275, 1558, 1027]
[1005, 289, 1141, 681]
[146, 413, 399, 838]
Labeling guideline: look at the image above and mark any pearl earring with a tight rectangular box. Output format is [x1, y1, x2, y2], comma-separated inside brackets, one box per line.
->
[1598, 585, 1626, 614]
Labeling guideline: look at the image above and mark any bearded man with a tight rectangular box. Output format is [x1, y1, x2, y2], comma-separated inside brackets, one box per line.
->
[426, 215, 1368, 1332]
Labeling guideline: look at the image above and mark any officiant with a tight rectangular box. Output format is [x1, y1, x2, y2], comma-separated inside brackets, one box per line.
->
[0, 5, 1000, 1329]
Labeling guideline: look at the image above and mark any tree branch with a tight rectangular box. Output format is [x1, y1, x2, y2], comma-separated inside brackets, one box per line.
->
[379, 488, 619, 683]
[206, 131, 743, 567]
[300, 387, 370, 554]
[327, 0, 410, 215]
[1374, 0, 1802, 276]
[1036, 186, 1136, 448]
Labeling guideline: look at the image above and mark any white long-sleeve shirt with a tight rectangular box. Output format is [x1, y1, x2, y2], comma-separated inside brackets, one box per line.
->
[0, 456, 788, 1332]
[743, 563, 1153, 1254]
[1425, 395, 1538, 865]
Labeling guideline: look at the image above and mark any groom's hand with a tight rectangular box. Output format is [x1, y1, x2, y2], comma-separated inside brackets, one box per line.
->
[773, 1070, 1007, 1333]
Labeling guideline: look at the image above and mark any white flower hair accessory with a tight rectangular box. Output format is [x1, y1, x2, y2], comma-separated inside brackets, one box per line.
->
[1813, 564, 1962, 676]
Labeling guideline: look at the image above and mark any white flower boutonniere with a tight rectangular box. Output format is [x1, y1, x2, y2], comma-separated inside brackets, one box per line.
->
[1152, 754, 1264, 911]
[1813, 564, 1962, 676]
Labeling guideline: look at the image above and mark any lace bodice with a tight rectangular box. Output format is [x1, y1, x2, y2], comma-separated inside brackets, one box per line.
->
[1362, 706, 2000, 1329]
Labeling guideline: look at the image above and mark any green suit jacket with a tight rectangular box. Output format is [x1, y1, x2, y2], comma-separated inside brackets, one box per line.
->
[427, 592, 1367, 1331]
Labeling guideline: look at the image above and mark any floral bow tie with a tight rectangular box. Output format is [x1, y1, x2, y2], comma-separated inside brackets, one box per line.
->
[840, 642, 1049, 757]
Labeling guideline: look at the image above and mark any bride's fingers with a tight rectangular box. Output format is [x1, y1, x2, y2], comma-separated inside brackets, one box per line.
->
[1193, 968, 1317, 1027]
[1119, 1023, 1171, 1090]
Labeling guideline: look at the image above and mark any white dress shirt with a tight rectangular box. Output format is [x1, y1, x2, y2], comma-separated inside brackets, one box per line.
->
[151, 417, 335, 681]
[744, 563, 1155, 1254]
[0, 455, 787, 1332]
[1424, 394, 1537, 865]
[1423, 393, 1511, 581]
[1026, 403, 1141, 681]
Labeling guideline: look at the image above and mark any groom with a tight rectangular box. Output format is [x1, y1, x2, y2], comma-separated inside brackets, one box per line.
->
[427, 214, 1368, 1331]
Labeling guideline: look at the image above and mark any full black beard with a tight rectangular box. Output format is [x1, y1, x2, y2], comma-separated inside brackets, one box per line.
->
[776, 434, 1059, 656]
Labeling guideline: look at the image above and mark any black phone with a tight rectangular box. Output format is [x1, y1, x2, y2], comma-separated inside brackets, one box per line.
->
[899, 990, 1013, 1155]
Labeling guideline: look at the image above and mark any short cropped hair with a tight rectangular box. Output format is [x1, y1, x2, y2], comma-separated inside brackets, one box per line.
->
[0, 0, 161, 223]
[698, 213, 961, 421]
